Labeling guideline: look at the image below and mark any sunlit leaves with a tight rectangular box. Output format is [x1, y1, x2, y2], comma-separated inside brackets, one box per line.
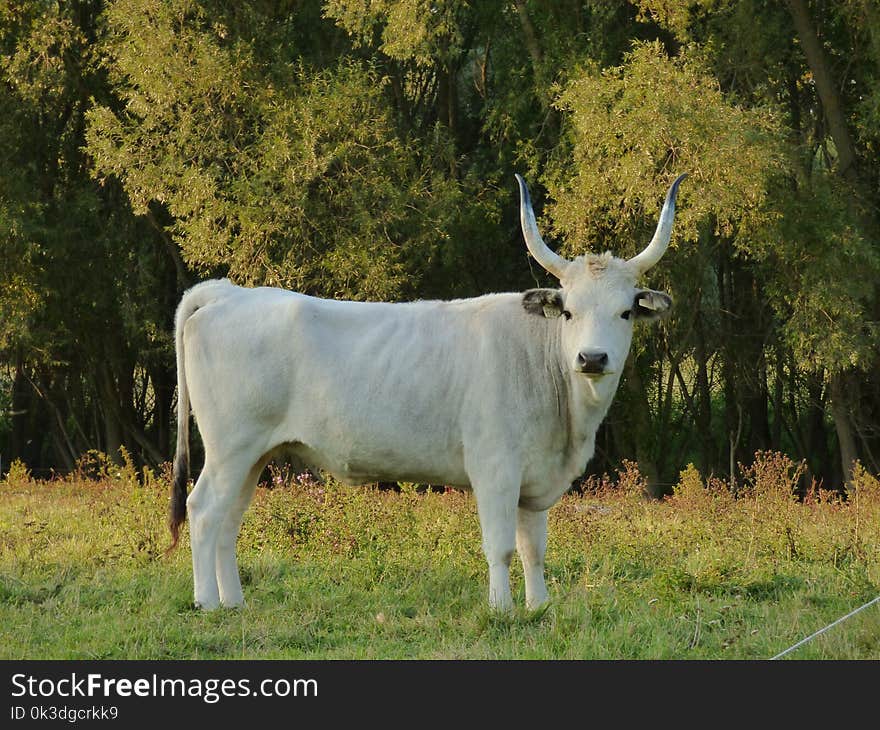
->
[86, 0, 459, 300]
[0, 207, 41, 352]
[546, 39, 879, 376]
[324, 0, 468, 66]
[547, 41, 785, 260]
[762, 174, 880, 372]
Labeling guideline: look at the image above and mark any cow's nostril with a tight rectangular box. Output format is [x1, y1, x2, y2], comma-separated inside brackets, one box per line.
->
[577, 351, 608, 373]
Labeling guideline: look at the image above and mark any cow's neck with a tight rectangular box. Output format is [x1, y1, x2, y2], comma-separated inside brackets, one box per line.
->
[562, 370, 622, 473]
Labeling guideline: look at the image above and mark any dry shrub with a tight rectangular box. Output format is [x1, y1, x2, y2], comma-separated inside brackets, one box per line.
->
[850, 461, 880, 501]
[73, 447, 140, 485]
[740, 450, 806, 503]
[616, 459, 649, 499]
[3, 458, 32, 485]
[575, 464, 646, 499]
[736, 451, 808, 562]
[672, 463, 711, 511]
[74, 449, 116, 480]
[672, 463, 704, 502]
[802, 474, 837, 505]
[670, 463, 734, 522]
[845, 461, 880, 562]
[578, 472, 616, 497]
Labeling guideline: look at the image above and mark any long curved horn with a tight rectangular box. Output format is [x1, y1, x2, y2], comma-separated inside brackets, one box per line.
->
[515, 174, 570, 280]
[628, 173, 688, 276]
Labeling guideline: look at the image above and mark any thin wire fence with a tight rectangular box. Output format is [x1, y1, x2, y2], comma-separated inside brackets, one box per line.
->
[770, 595, 880, 660]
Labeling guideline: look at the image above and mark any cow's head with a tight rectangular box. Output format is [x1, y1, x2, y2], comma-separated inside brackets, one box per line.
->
[517, 173, 685, 388]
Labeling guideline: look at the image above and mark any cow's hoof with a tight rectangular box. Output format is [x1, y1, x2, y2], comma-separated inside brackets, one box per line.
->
[526, 600, 551, 618]
[525, 590, 550, 612]
[488, 597, 514, 614]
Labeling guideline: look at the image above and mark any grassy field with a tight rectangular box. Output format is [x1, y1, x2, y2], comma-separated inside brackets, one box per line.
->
[1, 453, 879, 660]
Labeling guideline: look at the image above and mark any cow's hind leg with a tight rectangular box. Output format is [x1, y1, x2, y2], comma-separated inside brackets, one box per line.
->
[186, 470, 219, 609]
[471, 475, 520, 612]
[187, 458, 254, 610]
[215, 458, 266, 607]
[516, 507, 549, 610]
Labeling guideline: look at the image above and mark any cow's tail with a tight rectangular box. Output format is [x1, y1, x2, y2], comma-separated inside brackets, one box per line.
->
[167, 279, 234, 554]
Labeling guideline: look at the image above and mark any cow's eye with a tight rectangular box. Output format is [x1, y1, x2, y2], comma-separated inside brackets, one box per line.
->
[562, 310, 572, 320]
[621, 310, 632, 320]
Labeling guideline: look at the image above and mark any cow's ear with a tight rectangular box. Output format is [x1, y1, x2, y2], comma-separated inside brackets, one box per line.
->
[522, 288, 566, 319]
[633, 289, 672, 321]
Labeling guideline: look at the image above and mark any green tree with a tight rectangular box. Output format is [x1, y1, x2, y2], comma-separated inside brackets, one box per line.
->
[635, 0, 880, 485]
[0, 0, 178, 469]
[546, 41, 785, 488]
[3, 0, 878, 492]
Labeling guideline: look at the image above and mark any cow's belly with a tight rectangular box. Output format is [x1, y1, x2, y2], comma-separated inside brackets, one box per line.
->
[281, 405, 592, 505]
[287, 436, 471, 488]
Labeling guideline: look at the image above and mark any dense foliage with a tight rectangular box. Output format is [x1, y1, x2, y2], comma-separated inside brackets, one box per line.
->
[2, 0, 879, 491]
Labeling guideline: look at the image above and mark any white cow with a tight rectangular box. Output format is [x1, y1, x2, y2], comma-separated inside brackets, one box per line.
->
[168, 173, 686, 611]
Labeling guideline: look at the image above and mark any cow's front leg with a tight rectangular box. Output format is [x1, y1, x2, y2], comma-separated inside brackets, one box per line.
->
[473, 480, 519, 612]
[517, 507, 549, 610]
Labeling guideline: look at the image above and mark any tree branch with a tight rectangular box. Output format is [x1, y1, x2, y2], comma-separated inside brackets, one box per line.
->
[146, 206, 193, 290]
[785, 0, 858, 181]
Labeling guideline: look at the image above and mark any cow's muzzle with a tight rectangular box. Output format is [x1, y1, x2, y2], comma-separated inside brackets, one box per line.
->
[575, 350, 609, 375]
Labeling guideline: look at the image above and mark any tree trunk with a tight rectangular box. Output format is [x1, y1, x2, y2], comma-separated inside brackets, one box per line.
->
[436, 63, 458, 178]
[9, 355, 29, 467]
[785, 0, 858, 180]
[146, 206, 192, 290]
[771, 346, 784, 450]
[99, 365, 125, 464]
[744, 346, 771, 456]
[623, 356, 661, 496]
[34, 372, 77, 471]
[829, 372, 858, 489]
[786, 0, 865, 486]
[802, 372, 832, 485]
[513, 0, 543, 77]
[149, 364, 173, 460]
[693, 318, 714, 473]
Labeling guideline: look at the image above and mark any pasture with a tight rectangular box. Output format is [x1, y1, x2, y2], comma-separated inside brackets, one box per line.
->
[1, 454, 878, 660]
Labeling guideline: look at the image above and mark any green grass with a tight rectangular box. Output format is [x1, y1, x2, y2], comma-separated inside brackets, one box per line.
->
[1, 455, 879, 659]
